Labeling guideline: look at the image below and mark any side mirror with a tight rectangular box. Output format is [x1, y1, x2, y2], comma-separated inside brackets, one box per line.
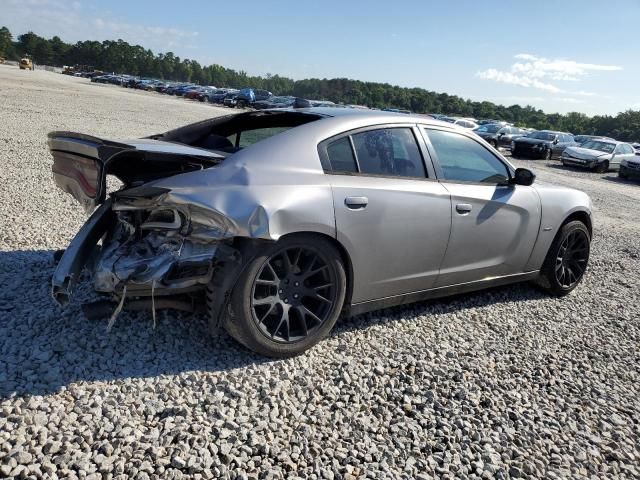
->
[511, 168, 535, 186]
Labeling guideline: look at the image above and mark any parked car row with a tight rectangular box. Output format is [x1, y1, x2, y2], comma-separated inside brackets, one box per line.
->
[85, 74, 640, 182]
[501, 127, 639, 180]
[462, 119, 640, 181]
[88, 73, 341, 111]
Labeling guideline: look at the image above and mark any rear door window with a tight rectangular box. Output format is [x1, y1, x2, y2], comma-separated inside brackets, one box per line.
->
[351, 128, 426, 178]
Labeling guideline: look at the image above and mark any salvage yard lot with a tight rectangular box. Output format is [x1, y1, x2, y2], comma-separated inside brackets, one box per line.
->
[1, 66, 639, 479]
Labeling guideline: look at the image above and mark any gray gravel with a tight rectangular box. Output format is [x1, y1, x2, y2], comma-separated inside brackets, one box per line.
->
[1, 65, 639, 479]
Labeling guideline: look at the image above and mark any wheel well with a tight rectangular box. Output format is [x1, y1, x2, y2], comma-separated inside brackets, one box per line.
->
[562, 210, 592, 237]
[278, 232, 354, 314]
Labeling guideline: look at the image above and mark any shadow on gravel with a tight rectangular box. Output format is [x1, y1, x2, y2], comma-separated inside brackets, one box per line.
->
[339, 281, 547, 336]
[602, 175, 639, 185]
[0, 249, 268, 398]
[0, 249, 547, 398]
[544, 163, 577, 172]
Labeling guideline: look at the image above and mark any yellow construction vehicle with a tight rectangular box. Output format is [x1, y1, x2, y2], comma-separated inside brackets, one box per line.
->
[19, 56, 34, 70]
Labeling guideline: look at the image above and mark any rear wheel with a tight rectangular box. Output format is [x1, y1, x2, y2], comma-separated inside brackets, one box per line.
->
[222, 235, 346, 357]
[536, 220, 590, 296]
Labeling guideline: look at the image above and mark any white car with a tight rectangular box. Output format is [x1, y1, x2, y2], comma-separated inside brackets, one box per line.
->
[454, 119, 479, 130]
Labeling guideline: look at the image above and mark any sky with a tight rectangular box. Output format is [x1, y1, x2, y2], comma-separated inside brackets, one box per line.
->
[3, 0, 640, 115]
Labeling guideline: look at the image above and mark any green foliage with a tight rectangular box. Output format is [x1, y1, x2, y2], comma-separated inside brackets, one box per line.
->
[2, 26, 639, 142]
[0, 26, 13, 58]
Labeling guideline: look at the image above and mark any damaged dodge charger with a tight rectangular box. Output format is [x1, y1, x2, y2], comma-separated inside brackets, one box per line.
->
[50, 108, 593, 357]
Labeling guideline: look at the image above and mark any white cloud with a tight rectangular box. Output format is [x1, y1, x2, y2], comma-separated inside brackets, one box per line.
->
[477, 53, 621, 96]
[477, 69, 562, 93]
[2, 0, 199, 53]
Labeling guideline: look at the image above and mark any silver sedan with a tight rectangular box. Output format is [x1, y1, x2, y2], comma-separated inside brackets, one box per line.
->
[50, 108, 593, 357]
[562, 139, 637, 172]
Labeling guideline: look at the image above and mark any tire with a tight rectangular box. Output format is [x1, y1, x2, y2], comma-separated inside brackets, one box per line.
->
[594, 161, 609, 173]
[491, 140, 498, 149]
[536, 220, 590, 296]
[544, 148, 552, 160]
[619, 170, 627, 179]
[221, 234, 347, 357]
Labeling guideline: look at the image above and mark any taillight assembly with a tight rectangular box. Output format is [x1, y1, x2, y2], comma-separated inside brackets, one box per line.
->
[51, 152, 100, 198]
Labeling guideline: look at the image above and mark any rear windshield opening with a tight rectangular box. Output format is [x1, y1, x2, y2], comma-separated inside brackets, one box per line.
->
[155, 111, 322, 156]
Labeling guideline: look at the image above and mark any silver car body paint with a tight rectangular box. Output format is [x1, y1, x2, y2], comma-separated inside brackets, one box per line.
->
[50, 108, 593, 312]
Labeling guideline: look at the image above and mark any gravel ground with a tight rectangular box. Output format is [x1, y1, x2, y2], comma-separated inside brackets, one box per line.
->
[0, 66, 639, 480]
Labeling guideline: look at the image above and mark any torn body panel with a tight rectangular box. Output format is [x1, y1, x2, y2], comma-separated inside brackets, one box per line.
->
[51, 199, 116, 305]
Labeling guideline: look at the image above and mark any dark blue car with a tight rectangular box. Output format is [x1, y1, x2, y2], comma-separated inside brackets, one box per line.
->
[236, 88, 272, 108]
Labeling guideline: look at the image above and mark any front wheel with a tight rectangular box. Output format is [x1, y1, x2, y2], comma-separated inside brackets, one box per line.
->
[536, 220, 590, 296]
[221, 235, 347, 357]
[594, 161, 609, 173]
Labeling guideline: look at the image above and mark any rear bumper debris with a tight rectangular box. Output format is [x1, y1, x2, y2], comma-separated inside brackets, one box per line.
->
[51, 199, 116, 305]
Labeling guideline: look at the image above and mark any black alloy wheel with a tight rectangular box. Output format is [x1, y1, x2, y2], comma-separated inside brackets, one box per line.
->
[536, 220, 591, 296]
[219, 234, 347, 357]
[251, 246, 338, 343]
[554, 229, 589, 289]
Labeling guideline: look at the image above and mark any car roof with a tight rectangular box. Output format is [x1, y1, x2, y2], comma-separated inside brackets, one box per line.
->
[269, 106, 465, 128]
[538, 130, 572, 135]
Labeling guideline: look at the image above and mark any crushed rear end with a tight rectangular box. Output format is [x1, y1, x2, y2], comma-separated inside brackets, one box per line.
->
[48, 131, 235, 320]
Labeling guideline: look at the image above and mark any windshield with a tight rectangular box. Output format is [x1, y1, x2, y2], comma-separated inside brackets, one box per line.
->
[581, 140, 615, 153]
[527, 131, 556, 141]
[475, 124, 502, 133]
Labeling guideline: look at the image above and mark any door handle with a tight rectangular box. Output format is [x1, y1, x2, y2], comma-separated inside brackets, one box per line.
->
[456, 203, 473, 214]
[345, 196, 368, 210]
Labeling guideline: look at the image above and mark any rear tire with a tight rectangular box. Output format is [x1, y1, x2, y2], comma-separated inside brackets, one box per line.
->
[221, 234, 346, 358]
[536, 220, 590, 296]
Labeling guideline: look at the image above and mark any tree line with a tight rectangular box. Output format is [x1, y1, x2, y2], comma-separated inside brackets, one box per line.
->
[1, 27, 638, 142]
